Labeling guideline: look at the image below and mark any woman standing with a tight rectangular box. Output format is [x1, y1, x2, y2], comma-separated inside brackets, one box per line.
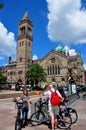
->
[44, 84, 63, 130]
[14, 88, 31, 127]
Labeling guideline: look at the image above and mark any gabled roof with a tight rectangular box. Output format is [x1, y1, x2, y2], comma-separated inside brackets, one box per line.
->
[40, 49, 67, 62]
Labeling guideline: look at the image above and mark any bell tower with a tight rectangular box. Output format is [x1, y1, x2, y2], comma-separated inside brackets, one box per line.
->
[16, 12, 33, 84]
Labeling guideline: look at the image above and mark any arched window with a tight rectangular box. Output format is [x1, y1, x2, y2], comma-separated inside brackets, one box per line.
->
[50, 66, 52, 75]
[55, 66, 57, 75]
[20, 57, 22, 62]
[20, 27, 25, 35]
[58, 65, 60, 74]
[47, 66, 50, 75]
[52, 65, 54, 75]
[28, 27, 32, 36]
[19, 42, 21, 46]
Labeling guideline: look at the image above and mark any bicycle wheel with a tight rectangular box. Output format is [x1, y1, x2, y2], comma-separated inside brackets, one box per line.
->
[15, 117, 21, 130]
[57, 112, 72, 129]
[30, 111, 44, 126]
[66, 107, 78, 124]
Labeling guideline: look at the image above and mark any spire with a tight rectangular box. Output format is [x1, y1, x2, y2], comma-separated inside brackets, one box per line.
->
[22, 11, 29, 20]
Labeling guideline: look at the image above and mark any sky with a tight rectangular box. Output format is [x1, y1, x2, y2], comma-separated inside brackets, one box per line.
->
[0, 0, 86, 69]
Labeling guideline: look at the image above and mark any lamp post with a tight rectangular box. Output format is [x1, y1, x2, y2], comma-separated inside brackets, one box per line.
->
[68, 68, 73, 96]
[68, 68, 76, 95]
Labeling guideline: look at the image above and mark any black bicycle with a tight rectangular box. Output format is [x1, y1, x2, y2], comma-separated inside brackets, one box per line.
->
[65, 107, 78, 124]
[30, 98, 72, 129]
[64, 99, 78, 124]
[13, 99, 23, 130]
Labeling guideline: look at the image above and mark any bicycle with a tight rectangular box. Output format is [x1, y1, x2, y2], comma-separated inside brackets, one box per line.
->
[63, 99, 78, 124]
[65, 107, 78, 124]
[13, 99, 23, 130]
[30, 97, 49, 126]
[30, 97, 72, 129]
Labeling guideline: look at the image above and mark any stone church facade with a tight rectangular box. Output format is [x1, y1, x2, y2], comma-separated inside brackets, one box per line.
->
[38, 45, 85, 86]
[0, 12, 85, 87]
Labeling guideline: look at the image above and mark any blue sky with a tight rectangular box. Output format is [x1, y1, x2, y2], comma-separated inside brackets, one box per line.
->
[0, 0, 86, 69]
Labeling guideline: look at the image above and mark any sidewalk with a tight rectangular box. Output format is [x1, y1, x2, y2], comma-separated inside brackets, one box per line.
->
[70, 97, 86, 130]
[0, 96, 86, 130]
[26, 97, 86, 130]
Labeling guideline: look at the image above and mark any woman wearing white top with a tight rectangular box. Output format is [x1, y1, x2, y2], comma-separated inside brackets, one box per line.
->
[44, 84, 63, 130]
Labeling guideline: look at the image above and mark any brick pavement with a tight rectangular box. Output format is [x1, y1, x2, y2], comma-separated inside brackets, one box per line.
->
[0, 96, 86, 130]
[70, 97, 86, 130]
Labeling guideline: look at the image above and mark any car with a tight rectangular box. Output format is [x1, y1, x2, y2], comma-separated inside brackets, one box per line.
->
[20, 86, 31, 91]
[76, 85, 86, 92]
[20, 86, 26, 91]
[32, 86, 44, 91]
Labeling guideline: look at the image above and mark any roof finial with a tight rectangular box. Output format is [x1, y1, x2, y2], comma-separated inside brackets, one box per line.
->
[22, 11, 29, 20]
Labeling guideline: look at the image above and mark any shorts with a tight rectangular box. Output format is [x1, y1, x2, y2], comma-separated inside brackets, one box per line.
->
[59, 105, 65, 109]
[49, 105, 59, 117]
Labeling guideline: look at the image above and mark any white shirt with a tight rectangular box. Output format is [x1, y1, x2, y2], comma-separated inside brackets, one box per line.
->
[44, 88, 62, 106]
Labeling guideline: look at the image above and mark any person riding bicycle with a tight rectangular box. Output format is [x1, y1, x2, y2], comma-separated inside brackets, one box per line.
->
[43, 83, 63, 130]
[14, 88, 31, 127]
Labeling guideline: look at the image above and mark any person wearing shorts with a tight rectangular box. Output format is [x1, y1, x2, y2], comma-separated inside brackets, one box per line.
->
[59, 88, 67, 116]
[44, 83, 62, 130]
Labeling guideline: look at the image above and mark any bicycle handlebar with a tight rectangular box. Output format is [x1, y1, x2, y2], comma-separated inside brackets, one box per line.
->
[36, 97, 49, 107]
[13, 98, 23, 109]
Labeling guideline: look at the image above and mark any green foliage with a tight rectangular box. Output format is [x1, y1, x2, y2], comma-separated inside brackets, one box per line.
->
[0, 71, 7, 83]
[26, 64, 47, 83]
[0, 3, 4, 9]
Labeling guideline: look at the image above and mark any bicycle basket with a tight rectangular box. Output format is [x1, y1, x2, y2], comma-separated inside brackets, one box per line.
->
[17, 102, 23, 108]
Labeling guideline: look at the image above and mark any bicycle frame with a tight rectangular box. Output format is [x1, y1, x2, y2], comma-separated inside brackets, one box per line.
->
[14, 101, 23, 130]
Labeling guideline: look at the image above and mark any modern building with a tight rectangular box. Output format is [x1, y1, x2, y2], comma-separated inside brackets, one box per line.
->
[0, 12, 85, 87]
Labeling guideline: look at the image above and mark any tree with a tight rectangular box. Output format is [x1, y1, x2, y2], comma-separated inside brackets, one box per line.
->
[26, 64, 47, 87]
[0, 2, 4, 9]
[0, 71, 7, 84]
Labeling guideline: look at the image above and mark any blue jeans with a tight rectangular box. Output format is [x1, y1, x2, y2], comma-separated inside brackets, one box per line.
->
[22, 107, 28, 124]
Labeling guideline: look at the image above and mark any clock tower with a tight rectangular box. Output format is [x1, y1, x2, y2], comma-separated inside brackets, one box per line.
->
[16, 12, 33, 84]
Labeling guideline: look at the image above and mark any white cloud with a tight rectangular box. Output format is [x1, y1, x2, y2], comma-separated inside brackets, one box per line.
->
[69, 49, 77, 56]
[32, 55, 38, 60]
[64, 45, 77, 56]
[83, 64, 86, 70]
[46, 0, 86, 44]
[0, 56, 4, 60]
[0, 22, 17, 57]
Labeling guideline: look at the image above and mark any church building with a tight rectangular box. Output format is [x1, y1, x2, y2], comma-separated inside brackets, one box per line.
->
[0, 12, 85, 87]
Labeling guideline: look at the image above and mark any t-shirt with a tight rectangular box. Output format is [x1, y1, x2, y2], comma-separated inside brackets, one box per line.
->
[44, 88, 62, 106]
[20, 95, 30, 108]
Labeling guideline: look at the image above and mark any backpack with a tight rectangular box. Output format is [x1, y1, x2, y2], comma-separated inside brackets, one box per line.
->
[50, 89, 60, 106]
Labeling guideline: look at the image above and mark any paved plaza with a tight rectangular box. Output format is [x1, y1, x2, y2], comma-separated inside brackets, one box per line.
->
[0, 93, 86, 130]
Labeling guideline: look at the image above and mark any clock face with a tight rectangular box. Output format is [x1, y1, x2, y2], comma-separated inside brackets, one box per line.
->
[51, 58, 55, 63]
